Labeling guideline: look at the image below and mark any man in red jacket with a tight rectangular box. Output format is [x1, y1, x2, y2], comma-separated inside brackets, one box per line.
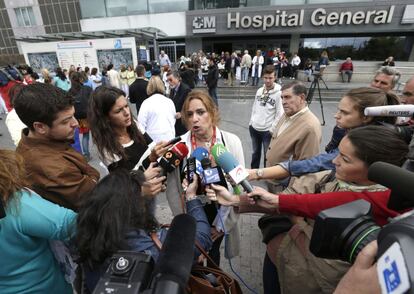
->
[339, 57, 354, 83]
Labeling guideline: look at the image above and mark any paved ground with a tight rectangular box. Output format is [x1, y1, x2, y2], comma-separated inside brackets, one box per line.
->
[0, 90, 339, 293]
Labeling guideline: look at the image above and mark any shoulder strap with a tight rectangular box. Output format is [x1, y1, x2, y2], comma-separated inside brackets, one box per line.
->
[219, 130, 226, 147]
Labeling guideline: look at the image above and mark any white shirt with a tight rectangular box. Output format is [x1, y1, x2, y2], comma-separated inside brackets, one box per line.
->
[291, 56, 301, 66]
[137, 93, 176, 143]
[250, 83, 284, 132]
[107, 69, 121, 89]
[5, 108, 27, 146]
[89, 74, 102, 90]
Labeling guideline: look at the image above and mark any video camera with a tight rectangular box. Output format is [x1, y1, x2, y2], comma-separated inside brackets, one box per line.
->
[310, 162, 414, 293]
[92, 214, 196, 294]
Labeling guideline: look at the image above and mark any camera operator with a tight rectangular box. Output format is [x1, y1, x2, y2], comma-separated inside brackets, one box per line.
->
[76, 171, 212, 292]
[207, 126, 408, 294]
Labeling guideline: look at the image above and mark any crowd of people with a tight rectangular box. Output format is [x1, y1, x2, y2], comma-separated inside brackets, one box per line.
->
[0, 48, 412, 294]
[174, 48, 303, 88]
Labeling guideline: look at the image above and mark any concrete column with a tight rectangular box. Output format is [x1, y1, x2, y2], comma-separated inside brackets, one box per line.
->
[185, 37, 202, 55]
[289, 34, 301, 54]
[153, 32, 159, 62]
[408, 37, 414, 62]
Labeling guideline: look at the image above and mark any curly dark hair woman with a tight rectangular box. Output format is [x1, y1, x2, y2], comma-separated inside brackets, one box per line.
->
[76, 169, 212, 292]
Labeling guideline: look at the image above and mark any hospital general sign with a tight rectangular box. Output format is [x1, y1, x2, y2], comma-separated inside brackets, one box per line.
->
[191, 4, 414, 34]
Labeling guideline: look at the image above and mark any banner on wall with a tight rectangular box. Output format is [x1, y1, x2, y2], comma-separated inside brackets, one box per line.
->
[56, 40, 97, 70]
[23, 37, 139, 72]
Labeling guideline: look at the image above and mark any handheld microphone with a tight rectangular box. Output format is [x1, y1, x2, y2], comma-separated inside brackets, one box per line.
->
[167, 136, 182, 146]
[211, 144, 253, 193]
[192, 147, 209, 162]
[151, 214, 196, 294]
[364, 105, 414, 117]
[368, 161, 414, 211]
[190, 147, 209, 184]
[200, 157, 227, 187]
[158, 142, 189, 177]
[187, 157, 196, 182]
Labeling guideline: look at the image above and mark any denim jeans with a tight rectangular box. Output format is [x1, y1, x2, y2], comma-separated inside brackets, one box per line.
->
[249, 125, 272, 168]
[241, 67, 249, 83]
[208, 87, 218, 106]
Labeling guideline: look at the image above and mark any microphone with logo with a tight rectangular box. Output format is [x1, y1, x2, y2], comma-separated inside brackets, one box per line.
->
[364, 105, 414, 117]
[200, 157, 228, 188]
[158, 142, 189, 177]
[211, 143, 253, 193]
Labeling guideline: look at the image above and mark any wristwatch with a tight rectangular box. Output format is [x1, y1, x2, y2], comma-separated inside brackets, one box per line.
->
[256, 168, 264, 179]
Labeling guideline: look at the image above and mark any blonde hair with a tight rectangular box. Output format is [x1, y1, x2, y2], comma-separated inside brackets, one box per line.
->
[181, 89, 220, 128]
[146, 75, 165, 96]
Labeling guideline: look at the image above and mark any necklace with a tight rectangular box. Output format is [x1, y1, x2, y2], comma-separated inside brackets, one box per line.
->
[191, 128, 216, 158]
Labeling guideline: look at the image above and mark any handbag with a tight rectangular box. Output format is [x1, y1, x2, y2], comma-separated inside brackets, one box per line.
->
[258, 214, 292, 244]
[151, 232, 243, 294]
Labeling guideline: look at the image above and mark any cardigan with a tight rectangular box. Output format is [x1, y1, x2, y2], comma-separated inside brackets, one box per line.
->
[266, 107, 321, 185]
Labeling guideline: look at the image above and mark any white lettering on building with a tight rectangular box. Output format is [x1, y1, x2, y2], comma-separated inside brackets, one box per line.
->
[310, 6, 394, 26]
[227, 10, 304, 31]
[226, 6, 395, 31]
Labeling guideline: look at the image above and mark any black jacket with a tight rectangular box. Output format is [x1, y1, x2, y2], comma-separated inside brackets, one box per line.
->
[129, 78, 149, 113]
[206, 64, 218, 89]
[180, 68, 195, 89]
[169, 82, 191, 136]
[73, 85, 92, 120]
[225, 57, 240, 73]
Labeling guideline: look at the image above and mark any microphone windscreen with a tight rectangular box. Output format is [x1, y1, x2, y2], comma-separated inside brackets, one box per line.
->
[211, 143, 228, 163]
[214, 151, 239, 173]
[192, 147, 209, 162]
[368, 161, 414, 211]
[153, 214, 196, 287]
[171, 142, 189, 159]
[364, 105, 414, 117]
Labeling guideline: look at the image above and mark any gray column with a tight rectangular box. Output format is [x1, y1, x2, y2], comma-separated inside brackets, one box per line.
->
[408, 37, 414, 62]
[153, 32, 159, 63]
[185, 37, 202, 55]
[289, 34, 301, 54]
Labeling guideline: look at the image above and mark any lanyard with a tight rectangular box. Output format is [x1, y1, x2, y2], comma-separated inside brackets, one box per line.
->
[190, 127, 216, 160]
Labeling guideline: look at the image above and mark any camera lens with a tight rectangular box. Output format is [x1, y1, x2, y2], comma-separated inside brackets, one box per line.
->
[340, 216, 381, 263]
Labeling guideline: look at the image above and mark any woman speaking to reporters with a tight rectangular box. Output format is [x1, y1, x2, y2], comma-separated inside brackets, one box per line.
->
[167, 89, 245, 265]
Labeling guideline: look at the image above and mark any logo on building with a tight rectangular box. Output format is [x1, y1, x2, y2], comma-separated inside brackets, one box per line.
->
[193, 16, 216, 33]
[114, 39, 122, 49]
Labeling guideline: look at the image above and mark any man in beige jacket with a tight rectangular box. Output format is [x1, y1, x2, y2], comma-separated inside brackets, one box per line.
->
[264, 80, 321, 192]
